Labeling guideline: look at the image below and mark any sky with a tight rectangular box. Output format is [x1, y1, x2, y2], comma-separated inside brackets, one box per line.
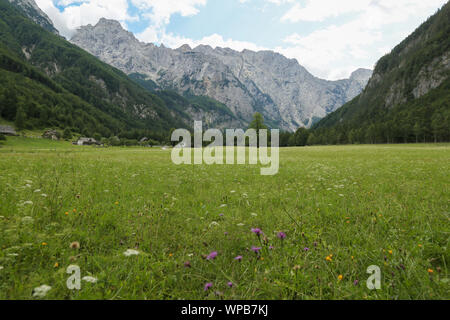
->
[35, 0, 448, 80]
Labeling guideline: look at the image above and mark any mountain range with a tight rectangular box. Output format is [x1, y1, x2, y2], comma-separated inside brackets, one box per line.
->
[70, 18, 372, 131]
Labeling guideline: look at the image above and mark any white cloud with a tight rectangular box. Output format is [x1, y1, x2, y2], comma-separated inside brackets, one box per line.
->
[277, 0, 448, 79]
[35, 0, 448, 80]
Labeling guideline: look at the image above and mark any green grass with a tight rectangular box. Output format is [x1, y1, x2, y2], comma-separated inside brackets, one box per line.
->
[0, 137, 448, 300]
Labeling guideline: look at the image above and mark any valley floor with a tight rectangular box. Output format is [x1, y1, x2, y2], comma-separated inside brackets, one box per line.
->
[0, 138, 448, 299]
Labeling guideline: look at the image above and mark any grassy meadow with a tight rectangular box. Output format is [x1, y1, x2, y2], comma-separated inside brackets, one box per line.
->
[0, 137, 448, 300]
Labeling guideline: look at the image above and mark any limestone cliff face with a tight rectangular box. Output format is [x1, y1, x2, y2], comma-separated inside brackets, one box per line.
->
[71, 18, 372, 131]
[7, 0, 59, 35]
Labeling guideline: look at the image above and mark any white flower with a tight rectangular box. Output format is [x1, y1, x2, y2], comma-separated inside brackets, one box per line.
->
[25, 180, 33, 184]
[21, 216, 34, 224]
[209, 221, 219, 228]
[251, 213, 258, 217]
[33, 285, 52, 298]
[82, 276, 98, 283]
[34, 189, 41, 193]
[0, 266, 3, 271]
[23, 201, 33, 205]
[41, 194, 48, 198]
[230, 190, 236, 193]
[237, 223, 245, 227]
[123, 249, 140, 257]
[7, 253, 19, 257]
[219, 204, 227, 208]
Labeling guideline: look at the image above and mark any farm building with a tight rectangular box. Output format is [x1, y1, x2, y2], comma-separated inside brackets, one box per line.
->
[76, 137, 100, 146]
[0, 125, 18, 136]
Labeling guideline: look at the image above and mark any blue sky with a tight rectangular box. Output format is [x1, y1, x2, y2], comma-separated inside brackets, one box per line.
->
[36, 0, 447, 80]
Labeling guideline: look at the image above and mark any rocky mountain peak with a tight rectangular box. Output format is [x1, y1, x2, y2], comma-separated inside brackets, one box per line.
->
[70, 17, 372, 131]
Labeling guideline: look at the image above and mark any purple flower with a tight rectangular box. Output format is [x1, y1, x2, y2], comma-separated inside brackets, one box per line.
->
[251, 228, 263, 236]
[227, 282, 233, 288]
[224, 232, 229, 236]
[234, 255, 243, 261]
[277, 232, 287, 240]
[219, 214, 224, 217]
[353, 280, 359, 286]
[304, 247, 310, 252]
[206, 251, 218, 260]
[251, 246, 262, 254]
[269, 246, 274, 250]
[204, 282, 213, 291]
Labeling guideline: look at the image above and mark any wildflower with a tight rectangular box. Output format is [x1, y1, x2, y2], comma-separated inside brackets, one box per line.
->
[251, 246, 262, 254]
[32, 285, 52, 298]
[251, 213, 258, 217]
[204, 282, 213, 291]
[338, 275, 343, 281]
[73, 209, 77, 213]
[227, 282, 233, 288]
[224, 232, 229, 236]
[428, 269, 434, 274]
[23, 201, 33, 205]
[21, 216, 34, 225]
[325, 255, 332, 262]
[42, 242, 48, 246]
[293, 265, 301, 271]
[206, 251, 218, 260]
[277, 232, 287, 240]
[34, 189, 41, 193]
[70, 242, 80, 249]
[269, 246, 274, 250]
[304, 247, 310, 252]
[54, 262, 59, 268]
[169, 253, 173, 257]
[41, 194, 48, 198]
[114, 201, 119, 205]
[184, 261, 191, 268]
[418, 244, 423, 248]
[123, 249, 140, 256]
[237, 223, 245, 227]
[209, 221, 219, 227]
[65, 212, 69, 216]
[234, 256, 243, 261]
[0, 266, 3, 271]
[388, 250, 393, 255]
[354, 280, 359, 286]
[82, 276, 98, 283]
[251, 228, 263, 236]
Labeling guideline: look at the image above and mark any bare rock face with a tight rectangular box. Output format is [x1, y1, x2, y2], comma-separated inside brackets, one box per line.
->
[71, 18, 372, 131]
[7, 0, 59, 35]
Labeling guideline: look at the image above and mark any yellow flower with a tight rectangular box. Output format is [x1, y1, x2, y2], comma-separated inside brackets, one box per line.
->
[418, 244, 423, 248]
[338, 275, 343, 281]
[73, 208, 77, 213]
[65, 211, 69, 216]
[168, 253, 173, 257]
[326, 255, 332, 262]
[115, 201, 119, 205]
[54, 262, 59, 268]
[42, 242, 48, 246]
[388, 250, 393, 255]
[428, 269, 434, 274]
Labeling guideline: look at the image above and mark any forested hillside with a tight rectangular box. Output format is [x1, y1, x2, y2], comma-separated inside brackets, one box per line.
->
[0, 0, 189, 141]
[312, 2, 450, 144]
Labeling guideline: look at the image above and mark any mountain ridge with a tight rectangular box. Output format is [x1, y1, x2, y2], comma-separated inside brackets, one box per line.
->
[71, 18, 372, 131]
